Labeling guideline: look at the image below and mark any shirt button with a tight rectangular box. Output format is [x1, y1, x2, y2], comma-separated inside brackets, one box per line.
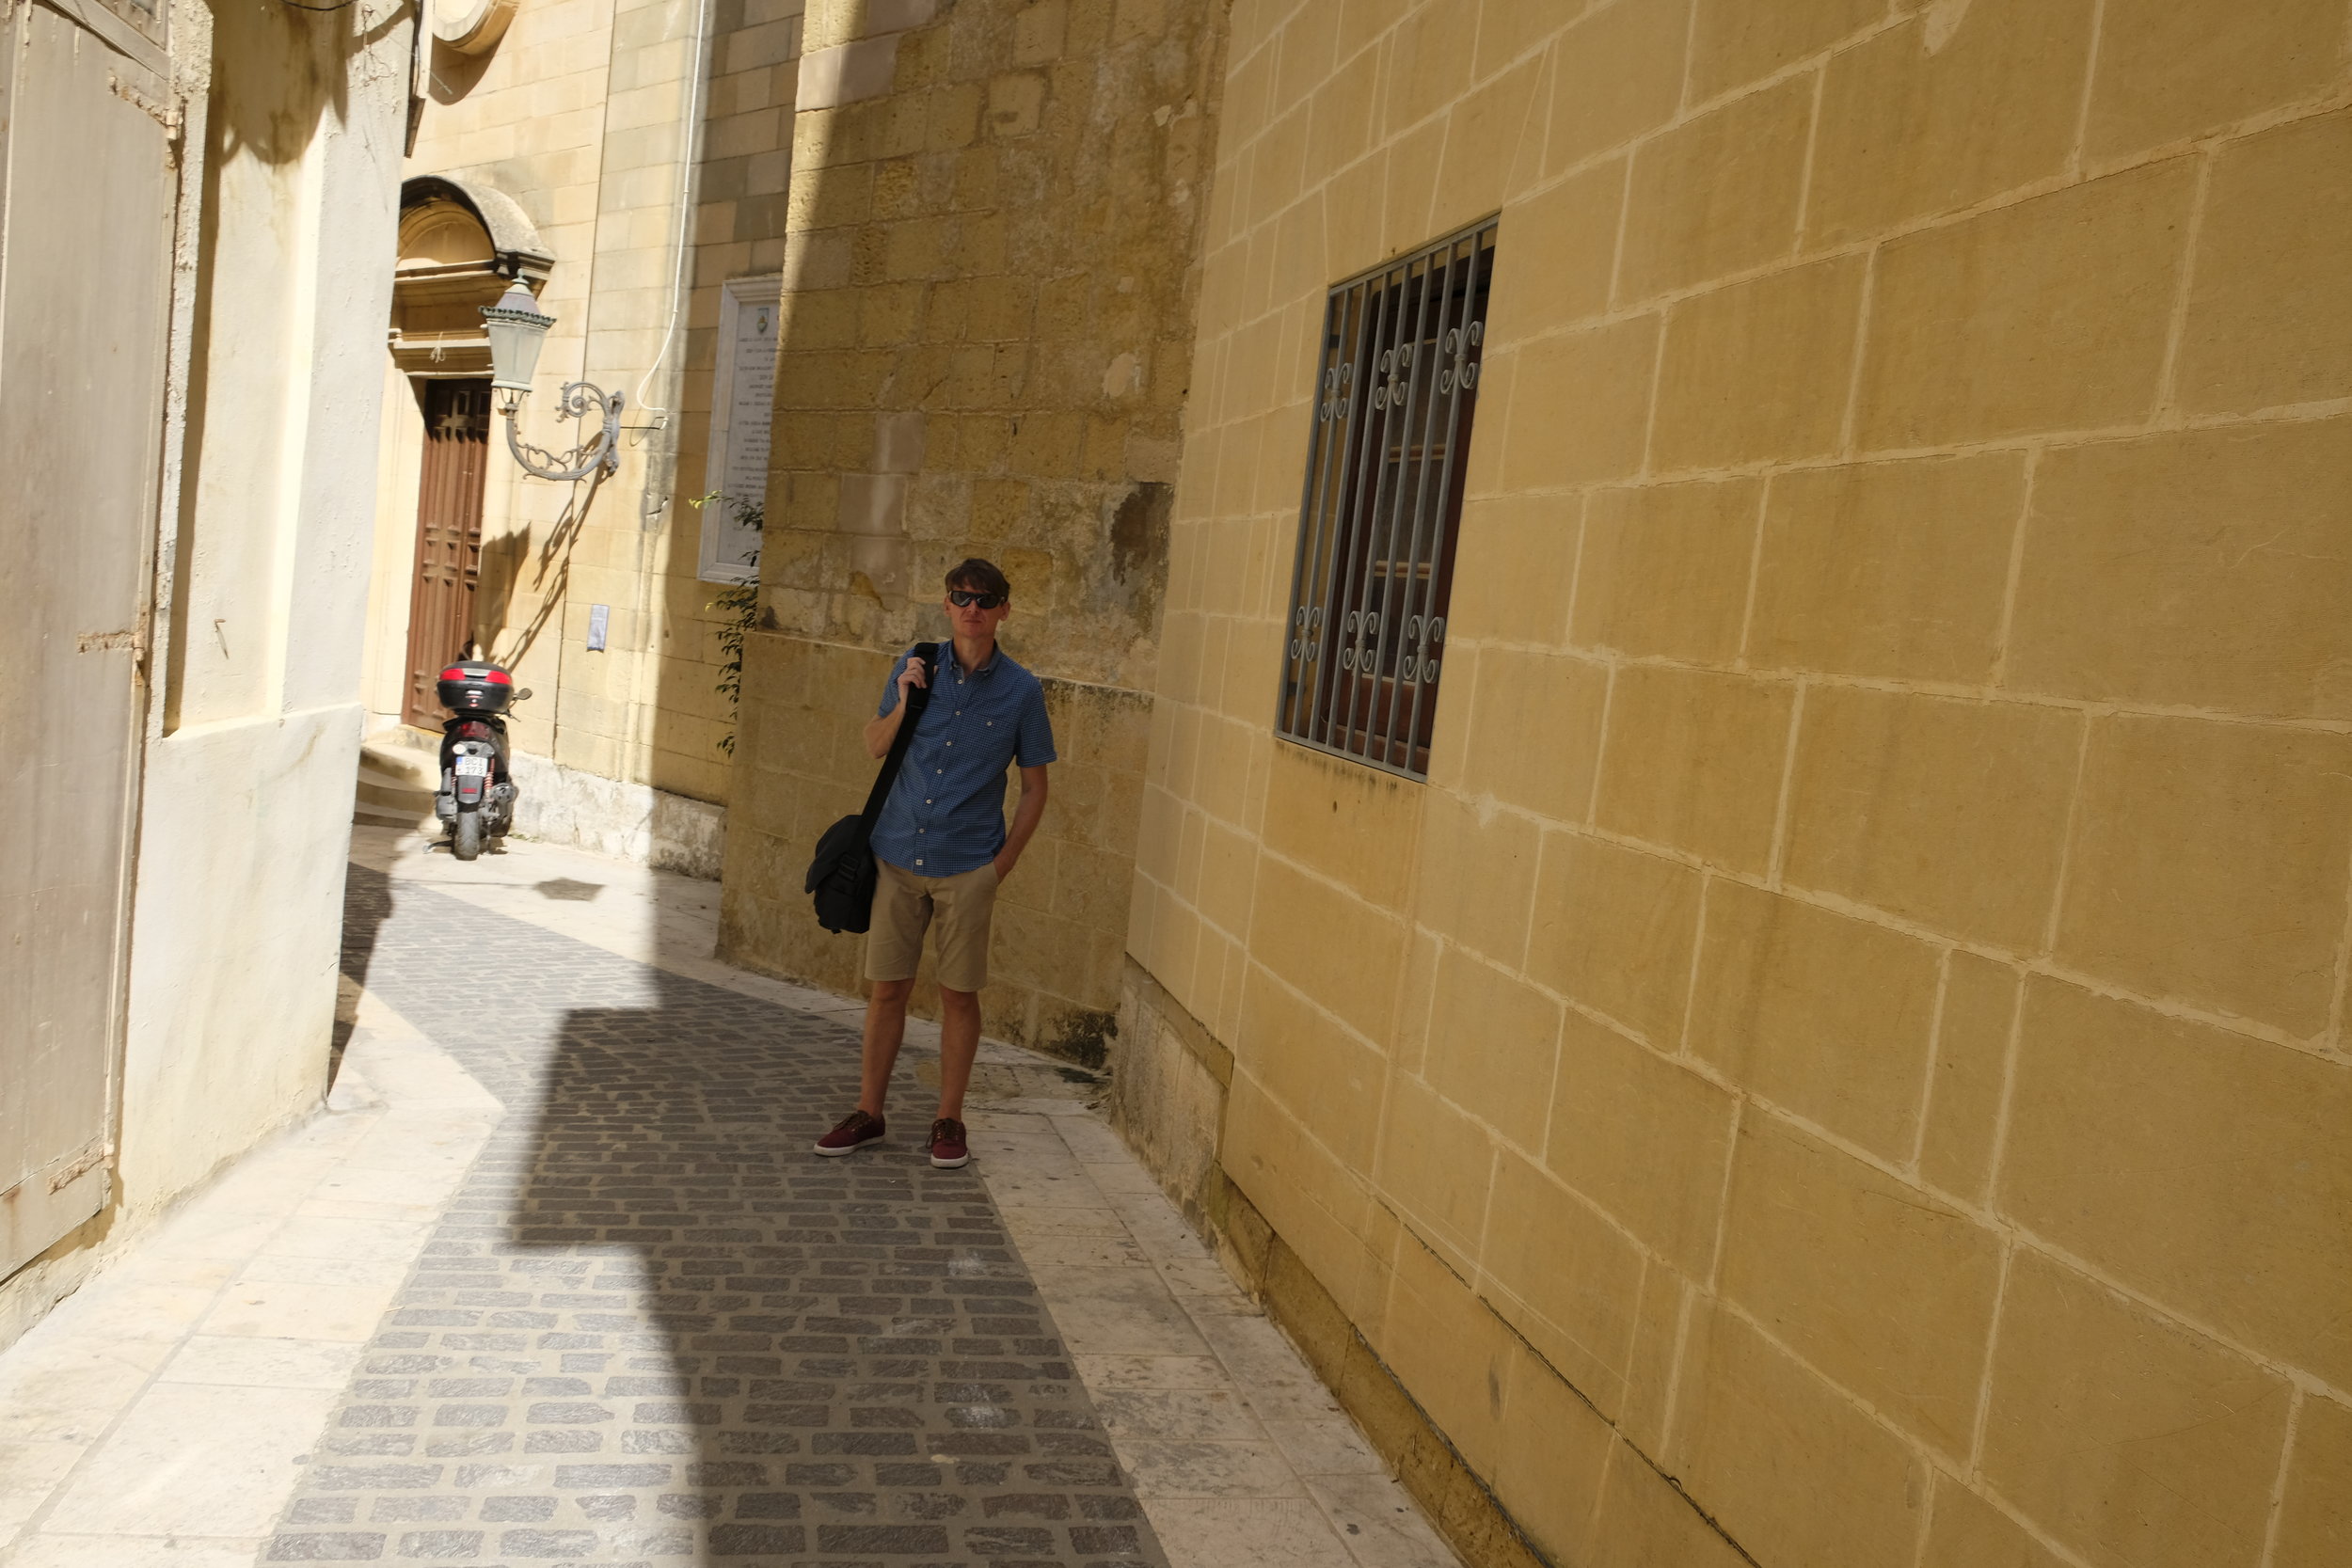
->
[926, 799, 932, 804]
[915, 859, 924, 865]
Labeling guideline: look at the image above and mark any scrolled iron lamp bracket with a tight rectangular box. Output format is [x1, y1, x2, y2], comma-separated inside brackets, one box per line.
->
[481, 284, 625, 483]
[499, 379, 623, 482]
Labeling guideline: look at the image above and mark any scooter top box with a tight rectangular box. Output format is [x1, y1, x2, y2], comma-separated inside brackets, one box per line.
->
[437, 661, 515, 714]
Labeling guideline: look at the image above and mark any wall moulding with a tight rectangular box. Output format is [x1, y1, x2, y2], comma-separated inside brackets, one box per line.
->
[431, 0, 520, 56]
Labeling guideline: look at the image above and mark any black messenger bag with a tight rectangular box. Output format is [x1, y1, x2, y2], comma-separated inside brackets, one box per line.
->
[804, 643, 938, 934]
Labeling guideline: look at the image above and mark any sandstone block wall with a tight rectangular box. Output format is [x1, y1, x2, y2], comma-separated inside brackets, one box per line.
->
[718, 0, 1225, 1057]
[1126, 2, 2352, 1565]
[653, 0, 809, 802]
[366, 0, 807, 814]
[363, 0, 616, 755]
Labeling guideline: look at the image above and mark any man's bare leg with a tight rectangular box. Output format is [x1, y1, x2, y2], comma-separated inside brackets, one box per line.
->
[858, 977, 915, 1117]
[936, 986, 981, 1121]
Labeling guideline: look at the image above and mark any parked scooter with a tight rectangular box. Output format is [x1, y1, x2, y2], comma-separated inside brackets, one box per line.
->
[434, 660, 529, 861]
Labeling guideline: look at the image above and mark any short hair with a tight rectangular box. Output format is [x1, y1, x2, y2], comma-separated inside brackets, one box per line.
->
[946, 558, 1010, 599]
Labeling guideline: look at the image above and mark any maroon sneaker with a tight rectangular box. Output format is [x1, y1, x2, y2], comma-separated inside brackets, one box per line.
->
[814, 1109, 885, 1156]
[929, 1117, 970, 1169]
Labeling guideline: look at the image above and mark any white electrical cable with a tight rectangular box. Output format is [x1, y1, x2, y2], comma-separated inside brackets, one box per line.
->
[629, 0, 716, 423]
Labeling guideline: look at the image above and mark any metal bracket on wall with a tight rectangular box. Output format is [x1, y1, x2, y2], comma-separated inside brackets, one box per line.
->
[501, 382, 624, 483]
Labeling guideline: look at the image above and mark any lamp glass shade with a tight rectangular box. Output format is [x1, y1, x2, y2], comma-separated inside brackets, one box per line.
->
[481, 283, 556, 393]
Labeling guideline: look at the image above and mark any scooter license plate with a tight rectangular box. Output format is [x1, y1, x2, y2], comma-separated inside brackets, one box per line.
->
[454, 755, 489, 777]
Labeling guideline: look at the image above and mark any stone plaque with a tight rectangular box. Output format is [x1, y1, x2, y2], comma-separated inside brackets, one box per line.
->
[698, 276, 780, 583]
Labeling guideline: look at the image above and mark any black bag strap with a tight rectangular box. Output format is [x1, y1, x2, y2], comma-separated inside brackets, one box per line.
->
[857, 643, 940, 828]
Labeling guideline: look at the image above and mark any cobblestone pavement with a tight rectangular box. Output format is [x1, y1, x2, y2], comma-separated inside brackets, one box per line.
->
[0, 833, 1456, 1568]
[261, 864, 1162, 1566]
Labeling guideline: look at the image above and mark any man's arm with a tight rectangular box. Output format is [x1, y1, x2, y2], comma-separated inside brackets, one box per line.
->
[993, 766, 1049, 879]
[863, 654, 929, 758]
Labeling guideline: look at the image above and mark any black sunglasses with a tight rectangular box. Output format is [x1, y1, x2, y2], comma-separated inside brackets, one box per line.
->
[948, 590, 1005, 610]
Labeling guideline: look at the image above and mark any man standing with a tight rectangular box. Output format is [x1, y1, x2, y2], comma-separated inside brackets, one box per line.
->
[813, 559, 1054, 1168]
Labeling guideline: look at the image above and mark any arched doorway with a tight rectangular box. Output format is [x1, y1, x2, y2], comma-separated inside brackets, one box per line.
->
[388, 182, 548, 725]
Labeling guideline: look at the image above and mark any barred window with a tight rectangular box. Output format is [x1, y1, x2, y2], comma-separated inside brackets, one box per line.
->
[1276, 218, 1496, 779]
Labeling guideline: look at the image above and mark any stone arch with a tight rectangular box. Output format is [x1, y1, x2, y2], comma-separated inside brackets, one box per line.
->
[398, 197, 495, 268]
[389, 176, 553, 376]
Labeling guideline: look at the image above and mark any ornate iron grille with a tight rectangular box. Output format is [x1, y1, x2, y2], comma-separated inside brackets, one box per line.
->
[1275, 218, 1496, 779]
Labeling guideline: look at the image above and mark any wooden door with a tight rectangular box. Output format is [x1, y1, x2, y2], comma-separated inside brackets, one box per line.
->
[402, 379, 492, 725]
[0, 0, 177, 1275]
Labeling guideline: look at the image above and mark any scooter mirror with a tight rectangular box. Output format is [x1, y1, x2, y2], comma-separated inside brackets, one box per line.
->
[516, 688, 533, 701]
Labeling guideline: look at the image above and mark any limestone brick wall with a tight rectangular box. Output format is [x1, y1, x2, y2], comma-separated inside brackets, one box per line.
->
[363, 0, 806, 819]
[717, 0, 1225, 1058]
[1128, 3, 2352, 1566]
[366, 0, 620, 760]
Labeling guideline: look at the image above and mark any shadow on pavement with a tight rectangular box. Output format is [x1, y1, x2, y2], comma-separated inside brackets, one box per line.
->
[326, 858, 398, 1093]
[261, 863, 1163, 1565]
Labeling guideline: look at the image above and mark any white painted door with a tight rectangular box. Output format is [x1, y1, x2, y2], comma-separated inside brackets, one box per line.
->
[0, 0, 179, 1276]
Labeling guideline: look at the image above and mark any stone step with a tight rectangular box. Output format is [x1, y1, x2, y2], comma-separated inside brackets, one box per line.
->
[358, 768, 435, 809]
[359, 740, 437, 791]
[356, 733, 439, 836]
[353, 805, 437, 832]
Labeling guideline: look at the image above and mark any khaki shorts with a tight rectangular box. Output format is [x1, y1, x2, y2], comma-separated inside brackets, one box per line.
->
[865, 858, 1000, 993]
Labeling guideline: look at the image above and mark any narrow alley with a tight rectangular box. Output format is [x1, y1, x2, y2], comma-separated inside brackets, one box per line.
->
[0, 832, 1455, 1568]
[12, 4, 2349, 1562]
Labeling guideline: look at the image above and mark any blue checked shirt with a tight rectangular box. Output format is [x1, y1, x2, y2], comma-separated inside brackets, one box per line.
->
[871, 641, 1056, 876]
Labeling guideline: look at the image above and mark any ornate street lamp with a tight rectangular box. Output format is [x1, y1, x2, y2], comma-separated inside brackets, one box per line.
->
[481, 283, 624, 482]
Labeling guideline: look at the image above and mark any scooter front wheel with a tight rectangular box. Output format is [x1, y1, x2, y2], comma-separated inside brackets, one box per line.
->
[453, 809, 485, 862]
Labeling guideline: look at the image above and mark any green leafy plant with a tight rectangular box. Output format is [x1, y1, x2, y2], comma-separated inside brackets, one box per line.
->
[692, 492, 763, 757]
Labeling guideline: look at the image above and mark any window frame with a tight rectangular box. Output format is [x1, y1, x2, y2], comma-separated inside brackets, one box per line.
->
[1273, 216, 1498, 781]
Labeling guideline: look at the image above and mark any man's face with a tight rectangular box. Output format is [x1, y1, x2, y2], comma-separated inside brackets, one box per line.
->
[946, 584, 1010, 641]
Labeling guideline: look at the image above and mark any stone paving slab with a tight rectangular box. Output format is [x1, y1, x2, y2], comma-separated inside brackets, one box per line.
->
[0, 832, 1456, 1568]
[260, 865, 1165, 1567]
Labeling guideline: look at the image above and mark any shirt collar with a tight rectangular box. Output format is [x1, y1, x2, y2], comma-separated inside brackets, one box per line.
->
[946, 641, 1000, 677]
